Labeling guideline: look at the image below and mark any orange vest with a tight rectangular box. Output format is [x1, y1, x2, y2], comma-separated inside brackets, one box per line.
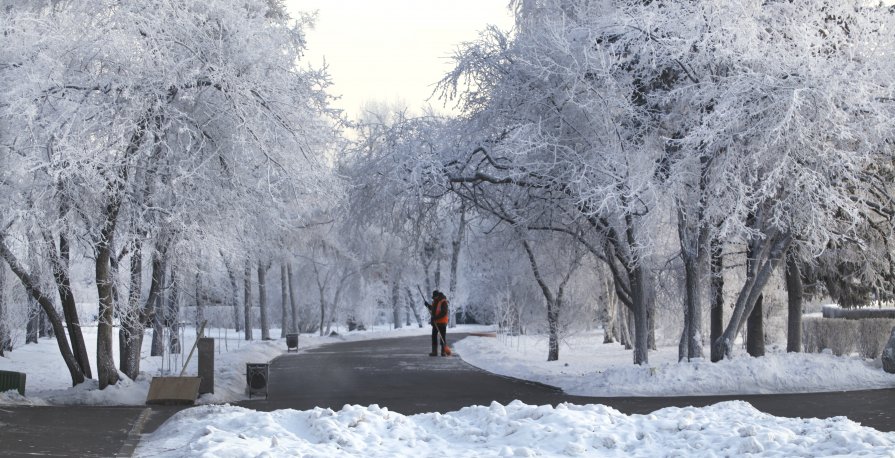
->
[433, 298, 449, 324]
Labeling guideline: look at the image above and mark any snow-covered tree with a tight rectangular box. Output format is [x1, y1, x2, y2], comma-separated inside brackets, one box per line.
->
[0, 0, 336, 387]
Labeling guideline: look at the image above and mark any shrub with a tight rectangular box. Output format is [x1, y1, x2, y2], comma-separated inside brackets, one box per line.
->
[802, 317, 895, 358]
[825, 319, 858, 356]
[801, 318, 822, 353]
[801, 317, 857, 356]
[857, 319, 895, 359]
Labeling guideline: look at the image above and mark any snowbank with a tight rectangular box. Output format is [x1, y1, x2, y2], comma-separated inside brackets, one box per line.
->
[134, 400, 895, 457]
[453, 331, 895, 396]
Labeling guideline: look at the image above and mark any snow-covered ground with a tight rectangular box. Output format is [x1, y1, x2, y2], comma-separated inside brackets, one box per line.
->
[454, 330, 895, 396]
[4, 325, 895, 456]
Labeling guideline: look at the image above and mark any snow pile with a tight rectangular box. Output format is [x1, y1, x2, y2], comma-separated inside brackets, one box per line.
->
[135, 400, 895, 457]
[454, 332, 895, 396]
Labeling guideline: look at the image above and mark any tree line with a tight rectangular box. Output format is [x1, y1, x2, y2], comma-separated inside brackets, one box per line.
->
[3, 0, 895, 392]
[344, 0, 895, 365]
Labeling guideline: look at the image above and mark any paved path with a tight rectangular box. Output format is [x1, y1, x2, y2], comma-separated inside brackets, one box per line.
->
[3, 333, 895, 456]
[0, 405, 180, 457]
[241, 333, 895, 432]
[241, 333, 572, 414]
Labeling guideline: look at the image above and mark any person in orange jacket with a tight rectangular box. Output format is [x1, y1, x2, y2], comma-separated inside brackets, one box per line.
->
[427, 290, 451, 356]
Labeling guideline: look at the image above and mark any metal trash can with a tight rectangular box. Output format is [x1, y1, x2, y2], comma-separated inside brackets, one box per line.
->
[286, 333, 299, 352]
[246, 363, 269, 399]
[0, 370, 26, 396]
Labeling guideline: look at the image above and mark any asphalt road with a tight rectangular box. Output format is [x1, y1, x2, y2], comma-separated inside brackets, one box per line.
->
[241, 333, 895, 432]
[2, 333, 895, 457]
[0, 405, 180, 457]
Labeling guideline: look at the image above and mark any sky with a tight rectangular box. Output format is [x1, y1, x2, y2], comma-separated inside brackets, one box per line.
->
[284, 0, 515, 119]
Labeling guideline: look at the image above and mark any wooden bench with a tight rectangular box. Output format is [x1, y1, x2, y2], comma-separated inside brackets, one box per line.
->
[0, 370, 26, 396]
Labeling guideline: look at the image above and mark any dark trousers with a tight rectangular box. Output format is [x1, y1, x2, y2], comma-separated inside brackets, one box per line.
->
[431, 323, 448, 353]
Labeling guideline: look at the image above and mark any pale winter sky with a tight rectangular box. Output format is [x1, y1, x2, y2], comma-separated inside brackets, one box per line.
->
[284, 1, 515, 119]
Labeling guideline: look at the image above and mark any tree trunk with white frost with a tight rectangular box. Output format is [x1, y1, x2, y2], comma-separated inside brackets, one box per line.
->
[287, 263, 298, 334]
[258, 262, 270, 340]
[0, 267, 10, 356]
[710, 239, 724, 354]
[745, 238, 766, 358]
[785, 252, 803, 353]
[0, 238, 85, 385]
[391, 272, 402, 329]
[712, 230, 791, 361]
[95, 213, 121, 389]
[602, 276, 617, 344]
[280, 263, 288, 338]
[223, 256, 240, 332]
[448, 205, 466, 326]
[244, 262, 253, 341]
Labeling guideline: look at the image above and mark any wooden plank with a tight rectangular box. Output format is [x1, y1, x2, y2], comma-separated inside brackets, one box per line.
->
[145, 376, 201, 405]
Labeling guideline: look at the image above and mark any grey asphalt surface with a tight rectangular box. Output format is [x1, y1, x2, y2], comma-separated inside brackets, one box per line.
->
[0, 405, 180, 457]
[2, 332, 895, 456]
[241, 333, 895, 432]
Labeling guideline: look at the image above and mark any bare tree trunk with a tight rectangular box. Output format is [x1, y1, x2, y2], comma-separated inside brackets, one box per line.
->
[121, 240, 165, 380]
[602, 276, 617, 344]
[223, 257, 241, 332]
[167, 264, 180, 354]
[745, 241, 765, 358]
[547, 299, 560, 361]
[713, 232, 791, 361]
[150, 267, 166, 357]
[0, 239, 84, 385]
[391, 273, 401, 329]
[422, 251, 433, 296]
[280, 263, 288, 338]
[0, 266, 10, 355]
[95, 223, 121, 389]
[26, 298, 39, 344]
[109, 237, 122, 332]
[448, 205, 466, 327]
[46, 229, 92, 377]
[317, 282, 326, 337]
[39, 305, 52, 338]
[195, 270, 204, 330]
[629, 263, 652, 365]
[328, 273, 352, 335]
[648, 297, 657, 352]
[785, 252, 803, 353]
[258, 262, 270, 340]
[619, 305, 633, 350]
[520, 238, 578, 362]
[681, 252, 703, 360]
[710, 239, 724, 358]
[94, 120, 146, 389]
[120, 240, 142, 379]
[244, 262, 253, 340]
[26, 246, 40, 344]
[746, 294, 765, 357]
[287, 262, 298, 333]
[404, 287, 424, 328]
